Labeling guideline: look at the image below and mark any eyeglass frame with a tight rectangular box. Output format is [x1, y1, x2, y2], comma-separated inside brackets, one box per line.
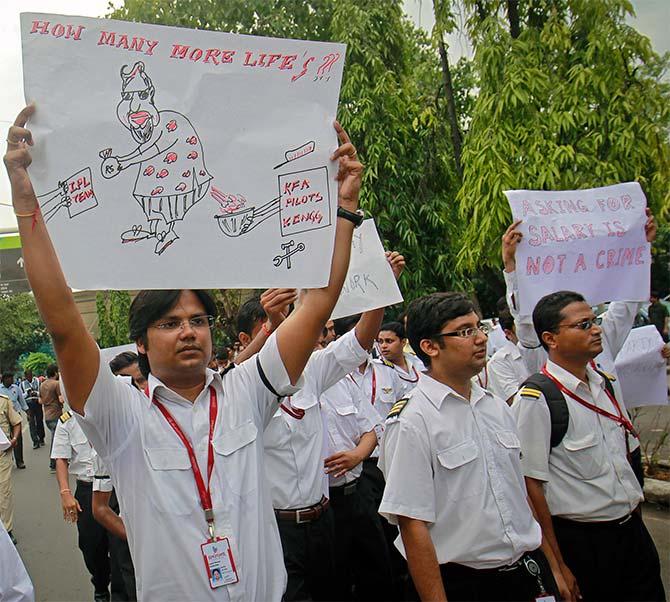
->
[554, 316, 603, 331]
[150, 314, 216, 332]
[431, 323, 491, 340]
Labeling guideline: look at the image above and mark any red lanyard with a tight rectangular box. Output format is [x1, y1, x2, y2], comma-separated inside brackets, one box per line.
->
[152, 386, 218, 537]
[477, 366, 488, 389]
[280, 396, 305, 420]
[397, 365, 419, 384]
[540, 366, 637, 438]
[348, 366, 377, 404]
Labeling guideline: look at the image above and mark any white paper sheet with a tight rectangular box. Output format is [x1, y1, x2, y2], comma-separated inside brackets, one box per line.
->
[505, 183, 650, 315]
[330, 219, 403, 320]
[21, 13, 346, 290]
[614, 326, 667, 408]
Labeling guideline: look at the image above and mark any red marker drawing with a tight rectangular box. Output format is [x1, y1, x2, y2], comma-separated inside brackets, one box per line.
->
[274, 141, 316, 169]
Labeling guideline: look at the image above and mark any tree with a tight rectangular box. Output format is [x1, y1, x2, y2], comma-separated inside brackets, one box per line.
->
[455, 0, 670, 273]
[108, 0, 467, 301]
[20, 351, 56, 375]
[0, 293, 50, 370]
[96, 290, 132, 348]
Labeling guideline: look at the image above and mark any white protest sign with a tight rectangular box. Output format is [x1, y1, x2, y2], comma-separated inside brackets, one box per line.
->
[21, 13, 346, 290]
[614, 326, 667, 408]
[505, 183, 650, 315]
[100, 343, 137, 365]
[330, 219, 403, 320]
[0, 428, 10, 453]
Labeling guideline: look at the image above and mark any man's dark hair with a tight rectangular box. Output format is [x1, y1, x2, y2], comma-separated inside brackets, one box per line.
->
[650, 290, 659, 300]
[532, 291, 586, 350]
[333, 314, 360, 337]
[46, 364, 59, 378]
[379, 321, 406, 339]
[406, 292, 476, 366]
[129, 290, 218, 378]
[496, 296, 509, 313]
[109, 351, 139, 375]
[498, 308, 515, 332]
[236, 296, 266, 337]
[1, 372, 12, 382]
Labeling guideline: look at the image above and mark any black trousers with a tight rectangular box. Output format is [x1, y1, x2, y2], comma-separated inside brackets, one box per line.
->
[276, 505, 337, 601]
[107, 490, 137, 601]
[329, 481, 392, 602]
[407, 549, 556, 602]
[12, 430, 24, 466]
[75, 481, 111, 595]
[26, 401, 44, 445]
[553, 511, 665, 601]
[360, 459, 409, 601]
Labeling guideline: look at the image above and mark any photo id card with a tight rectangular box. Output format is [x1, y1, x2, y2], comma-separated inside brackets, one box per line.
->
[201, 537, 239, 589]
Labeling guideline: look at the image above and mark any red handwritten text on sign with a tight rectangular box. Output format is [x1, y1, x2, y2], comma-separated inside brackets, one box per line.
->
[278, 167, 331, 237]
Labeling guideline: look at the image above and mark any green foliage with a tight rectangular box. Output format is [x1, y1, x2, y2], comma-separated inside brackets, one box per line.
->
[96, 291, 132, 348]
[20, 352, 56, 375]
[456, 0, 670, 272]
[108, 0, 465, 301]
[0, 293, 49, 371]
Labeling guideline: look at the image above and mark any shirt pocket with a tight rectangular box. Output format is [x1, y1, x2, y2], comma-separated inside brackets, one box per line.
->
[496, 430, 522, 460]
[562, 432, 606, 480]
[212, 421, 259, 497]
[145, 447, 198, 516]
[436, 439, 485, 501]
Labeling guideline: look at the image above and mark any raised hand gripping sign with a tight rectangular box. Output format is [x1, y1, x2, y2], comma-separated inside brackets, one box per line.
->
[21, 13, 346, 290]
[505, 183, 650, 315]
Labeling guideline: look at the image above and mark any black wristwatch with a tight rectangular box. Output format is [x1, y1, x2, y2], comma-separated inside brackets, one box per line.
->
[337, 206, 365, 228]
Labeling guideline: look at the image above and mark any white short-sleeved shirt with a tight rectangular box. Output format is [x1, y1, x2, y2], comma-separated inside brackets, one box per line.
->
[67, 333, 301, 602]
[503, 270, 639, 407]
[379, 373, 542, 569]
[51, 413, 95, 482]
[93, 454, 113, 494]
[487, 341, 530, 403]
[0, 520, 34, 602]
[263, 329, 369, 510]
[511, 360, 643, 521]
[321, 374, 381, 487]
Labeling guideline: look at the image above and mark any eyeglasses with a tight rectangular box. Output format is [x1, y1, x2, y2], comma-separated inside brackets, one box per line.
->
[555, 317, 602, 331]
[151, 315, 215, 331]
[432, 324, 491, 339]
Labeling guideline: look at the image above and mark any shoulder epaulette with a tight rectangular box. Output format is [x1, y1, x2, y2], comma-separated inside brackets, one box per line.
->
[519, 386, 541, 399]
[599, 370, 616, 382]
[386, 398, 409, 420]
[379, 356, 395, 369]
[0, 393, 9, 401]
[59, 411, 72, 423]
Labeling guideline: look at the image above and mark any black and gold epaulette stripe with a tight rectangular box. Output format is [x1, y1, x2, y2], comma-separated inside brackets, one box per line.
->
[519, 387, 541, 399]
[59, 411, 72, 423]
[387, 398, 409, 419]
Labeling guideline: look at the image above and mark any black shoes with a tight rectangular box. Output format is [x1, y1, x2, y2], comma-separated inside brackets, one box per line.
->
[16, 463, 26, 469]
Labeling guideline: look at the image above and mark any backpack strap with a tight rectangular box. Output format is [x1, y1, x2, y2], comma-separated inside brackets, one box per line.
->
[520, 373, 570, 448]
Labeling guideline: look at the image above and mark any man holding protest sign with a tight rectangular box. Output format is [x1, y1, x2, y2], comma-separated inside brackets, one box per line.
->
[4, 103, 363, 601]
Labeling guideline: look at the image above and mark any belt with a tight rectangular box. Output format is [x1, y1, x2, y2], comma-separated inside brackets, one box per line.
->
[443, 551, 540, 576]
[329, 478, 359, 498]
[76, 479, 93, 489]
[275, 496, 330, 524]
[553, 507, 639, 529]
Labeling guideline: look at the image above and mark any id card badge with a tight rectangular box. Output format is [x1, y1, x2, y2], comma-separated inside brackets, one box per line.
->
[201, 537, 239, 589]
[535, 596, 556, 602]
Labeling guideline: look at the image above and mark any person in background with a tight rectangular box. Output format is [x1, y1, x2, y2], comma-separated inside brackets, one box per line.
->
[52, 409, 111, 602]
[487, 308, 530, 404]
[20, 369, 44, 449]
[0, 372, 27, 469]
[0, 390, 22, 544]
[376, 320, 424, 398]
[648, 291, 669, 342]
[39, 364, 62, 471]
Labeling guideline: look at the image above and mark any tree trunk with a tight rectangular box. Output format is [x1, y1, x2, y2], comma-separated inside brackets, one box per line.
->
[437, 37, 463, 180]
[506, 0, 521, 38]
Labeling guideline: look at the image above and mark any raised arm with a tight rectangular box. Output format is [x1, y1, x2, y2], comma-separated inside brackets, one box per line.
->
[4, 106, 99, 413]
[275, 122, 363, 384]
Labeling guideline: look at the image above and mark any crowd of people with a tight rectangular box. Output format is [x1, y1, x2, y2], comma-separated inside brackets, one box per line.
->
[1, 105, 669, 602]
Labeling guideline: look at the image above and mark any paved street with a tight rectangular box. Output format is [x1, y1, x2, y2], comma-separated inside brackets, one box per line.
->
[5, 422, 670, 601]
